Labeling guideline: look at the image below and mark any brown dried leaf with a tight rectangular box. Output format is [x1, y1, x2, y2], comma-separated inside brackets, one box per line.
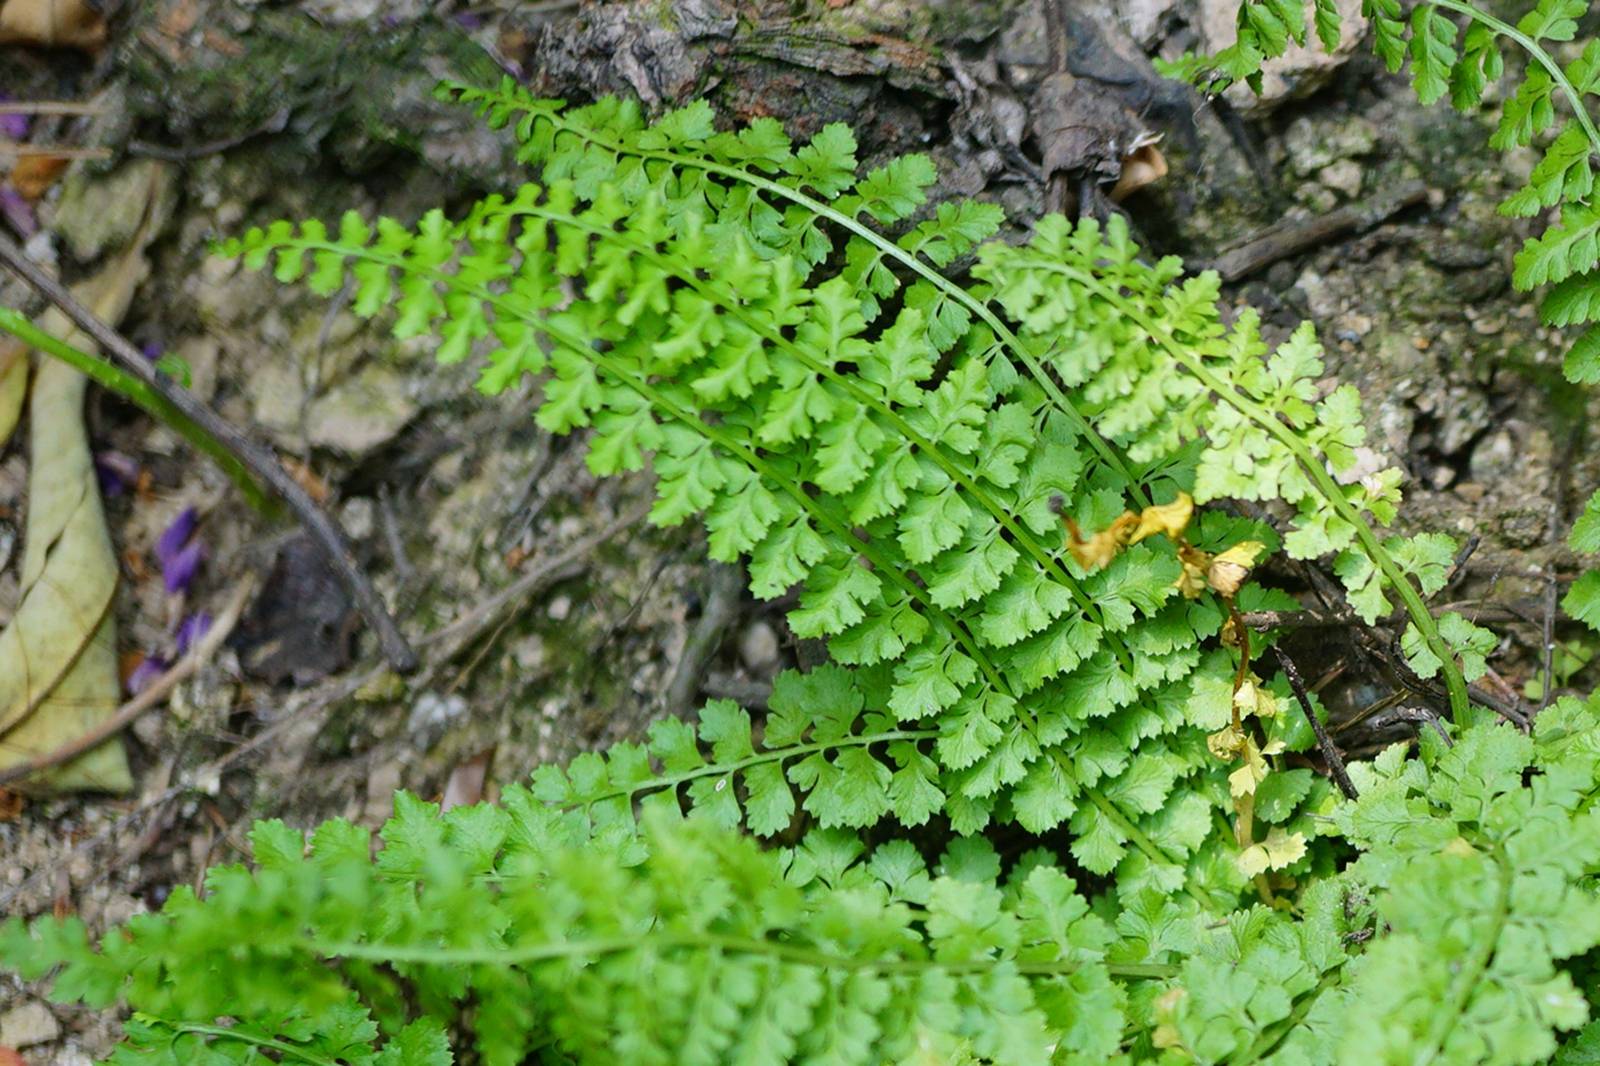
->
[8, 154, 71, 200]
[1207, 540, 1267, 598]
[441, 748, 495, 812]
[1111, 139, 1168, 201]
[0, 344, 24, 448]
[0, 166, 167, 793]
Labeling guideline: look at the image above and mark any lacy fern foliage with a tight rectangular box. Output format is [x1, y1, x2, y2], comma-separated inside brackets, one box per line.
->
[1173, 0, 1600, 631]
[4, 40, 1594, 1065]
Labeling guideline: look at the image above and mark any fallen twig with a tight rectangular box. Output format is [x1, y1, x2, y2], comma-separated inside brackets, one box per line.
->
[0, 101, 105, 116]
[0, 142, 111, 160]
[421, 500, 649, 669]
[1199, 179, 1429, 283]
[1240, 600, 1546, 630]
[1272, 646, 1359, 801]
[0, 579, 253, 789]
[0, 230, 418, 673]
[663, 561, 745, 719]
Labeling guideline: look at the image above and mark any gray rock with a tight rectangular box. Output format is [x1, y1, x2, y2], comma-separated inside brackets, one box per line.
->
[52, 160, 175, 262]
[1, 1000, 61, 1048]
[409, 691, 467, 736]
[739, 621, 780, 671]
[304, 363, 419, 456]
[1284, 115, 1378, 175]
[1320, 159, 1364, 198]
[249, 358, 309, 443]
[302, 0, 428, 24]
[1112, 0, 1179, 47]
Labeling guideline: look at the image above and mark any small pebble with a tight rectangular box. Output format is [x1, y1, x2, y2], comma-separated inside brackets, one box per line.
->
[1, 1001, 61, 1048]
[739, 621, 780, 671]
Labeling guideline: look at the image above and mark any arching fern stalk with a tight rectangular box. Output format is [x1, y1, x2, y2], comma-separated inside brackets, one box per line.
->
[1170, 0, 1600, 632]
[434, 79, 1480, 719]
[213, 91, 1494, 894]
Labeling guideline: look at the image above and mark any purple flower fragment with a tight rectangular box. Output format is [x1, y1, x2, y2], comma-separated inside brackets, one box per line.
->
[140, 340, 162, 361]
[155, 507, 205, 593]
[0, 185, 35, 238]
[156, 507, 197, 562]
[95, 451, 140, 498]
[453, 11, 483, 30]
[162, 539, 204, 593]
[0, 96, 29, 141]
[126, 655, 169, 696]
[175, 612, 212, 657]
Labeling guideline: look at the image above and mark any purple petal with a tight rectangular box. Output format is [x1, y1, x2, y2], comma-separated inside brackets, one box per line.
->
[0, 95, 28, 141]
[127, 655, 169, 695]
[175, 612, 212, 656]
[453, 11, 483, 29]
[95, 451, 140, 498]
[162, 538, 205, 593]
[155, 507, 199, 568]
[0, 185, 36, 238]
[140, 340, 162, 361]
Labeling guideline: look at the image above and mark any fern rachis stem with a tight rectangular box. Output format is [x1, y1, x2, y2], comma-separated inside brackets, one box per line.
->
[573, 728, 936, 811]
[1430, 0, 1600, 160]
[165, 1023, 342, 1066]
[507, 200, 1128, 649]
[312, 929, 1179, 980]
[478, 91, 1151, 505]
[1025, 260, 1474, 722]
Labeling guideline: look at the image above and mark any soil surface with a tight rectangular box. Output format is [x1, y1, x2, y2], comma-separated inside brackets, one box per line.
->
[1, 1, 1592, 1059]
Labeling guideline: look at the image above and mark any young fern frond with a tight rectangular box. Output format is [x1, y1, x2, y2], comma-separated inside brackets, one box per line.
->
[0, 809, 1154, 1066]
[225, 180, 1256, 869]
[436, 80, 1478, 714]
[213, 92, 1499, 908]
[435, 79, 1151, 503]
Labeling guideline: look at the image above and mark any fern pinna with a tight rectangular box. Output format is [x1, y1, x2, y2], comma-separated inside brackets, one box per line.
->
[6, 62, 1597, 1066]
[1174, 0, 1600, 630]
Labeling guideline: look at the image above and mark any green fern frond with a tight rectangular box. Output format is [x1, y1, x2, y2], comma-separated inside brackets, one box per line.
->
[2, 809, 1167, 1066]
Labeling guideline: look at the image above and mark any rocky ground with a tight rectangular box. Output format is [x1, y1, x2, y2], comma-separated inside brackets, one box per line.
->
[1, 0, 1593, 1059]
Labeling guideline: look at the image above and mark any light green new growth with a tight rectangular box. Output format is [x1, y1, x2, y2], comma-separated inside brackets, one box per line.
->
[1169, 0, 1600, 632]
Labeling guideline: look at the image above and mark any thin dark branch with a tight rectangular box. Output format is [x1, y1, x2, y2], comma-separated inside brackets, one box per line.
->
[1198, 180, 1428, 282]
[0, 231, 418, 673]
[663, 561, 745, 719]
[1440, 532, 1480, 597]
[1240, 600, 1547, 630]
[1272, 646, 1359, 801]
